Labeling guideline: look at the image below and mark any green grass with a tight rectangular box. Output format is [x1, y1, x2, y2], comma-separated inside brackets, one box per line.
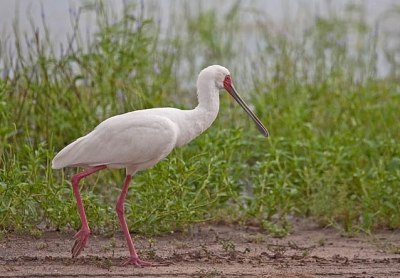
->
[0, 1, 399, 237]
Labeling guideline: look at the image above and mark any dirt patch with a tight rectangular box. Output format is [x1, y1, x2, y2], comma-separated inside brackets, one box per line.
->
[1, 219, 399, 277]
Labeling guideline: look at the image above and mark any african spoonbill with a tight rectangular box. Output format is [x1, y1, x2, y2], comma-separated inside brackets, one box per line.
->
[52, 65, 268, 266]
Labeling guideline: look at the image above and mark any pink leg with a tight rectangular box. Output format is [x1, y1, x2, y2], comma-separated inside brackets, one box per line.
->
[116, 175, 166, 267]
[70, 165, 107, 258]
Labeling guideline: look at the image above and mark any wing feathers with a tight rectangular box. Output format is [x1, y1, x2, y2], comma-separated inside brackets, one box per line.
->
[52, 113, 178, 170]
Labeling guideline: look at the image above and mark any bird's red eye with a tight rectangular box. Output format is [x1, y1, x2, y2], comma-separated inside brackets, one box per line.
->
[223, 75, 232, 89]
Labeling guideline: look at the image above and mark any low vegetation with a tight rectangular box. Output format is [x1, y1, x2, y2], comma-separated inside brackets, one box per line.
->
[1, 1, 399, 237]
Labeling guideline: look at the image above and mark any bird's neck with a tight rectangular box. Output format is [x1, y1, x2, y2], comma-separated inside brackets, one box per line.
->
[174, 83, 220, 147]
[194, 81, 220, 130]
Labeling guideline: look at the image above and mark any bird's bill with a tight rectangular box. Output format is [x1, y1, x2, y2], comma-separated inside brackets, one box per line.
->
[227, 85, 269, 137]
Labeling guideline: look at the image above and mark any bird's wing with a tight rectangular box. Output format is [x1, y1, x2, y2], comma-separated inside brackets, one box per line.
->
[52, 112, 179, 170]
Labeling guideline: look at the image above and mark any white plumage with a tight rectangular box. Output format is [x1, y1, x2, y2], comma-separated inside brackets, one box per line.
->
[52, 65, 268, 267]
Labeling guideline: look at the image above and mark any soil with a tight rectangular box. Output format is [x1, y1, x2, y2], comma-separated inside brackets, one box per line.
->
[1, 219, 399, 278]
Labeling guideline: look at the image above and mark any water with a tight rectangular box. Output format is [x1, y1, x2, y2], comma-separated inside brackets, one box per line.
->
[0, 0, 399, 77]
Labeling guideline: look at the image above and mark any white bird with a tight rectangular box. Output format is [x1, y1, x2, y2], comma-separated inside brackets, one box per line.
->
[52, 65, 268, 267]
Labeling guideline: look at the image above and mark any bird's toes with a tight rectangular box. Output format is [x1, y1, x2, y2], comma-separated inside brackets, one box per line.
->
[71, 240, 83, 258]
[123, 257, 168, 267]
[71, 229, 90, 258]
[123, 259, 141, 267]
[72, 229, 89, 240]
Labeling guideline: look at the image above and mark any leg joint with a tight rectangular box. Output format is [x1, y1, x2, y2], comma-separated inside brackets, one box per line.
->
[115, 202, 124, 215]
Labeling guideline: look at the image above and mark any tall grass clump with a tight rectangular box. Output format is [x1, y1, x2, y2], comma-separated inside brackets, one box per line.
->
[238, 4, 400, 233]
[1, 1, 399, 236]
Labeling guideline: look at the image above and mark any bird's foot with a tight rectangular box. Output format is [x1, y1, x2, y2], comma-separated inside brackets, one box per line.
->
[71, 228, 90, 258]
[123, 257, 168, 267]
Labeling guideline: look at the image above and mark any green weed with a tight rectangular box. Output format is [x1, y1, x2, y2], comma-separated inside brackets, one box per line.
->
[0, 1, 399, 237]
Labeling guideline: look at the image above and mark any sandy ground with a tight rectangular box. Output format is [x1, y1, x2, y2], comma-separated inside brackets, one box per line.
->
[0, 219, 399, 278]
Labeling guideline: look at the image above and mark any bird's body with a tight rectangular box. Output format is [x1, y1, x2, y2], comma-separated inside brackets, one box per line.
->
[52, 65, 268, 267]
[53, 107, 217, 173]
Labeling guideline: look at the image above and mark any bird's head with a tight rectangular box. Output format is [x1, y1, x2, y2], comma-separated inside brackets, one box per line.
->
[198, 65, 269, 137]
[197, 65, 231, 90]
